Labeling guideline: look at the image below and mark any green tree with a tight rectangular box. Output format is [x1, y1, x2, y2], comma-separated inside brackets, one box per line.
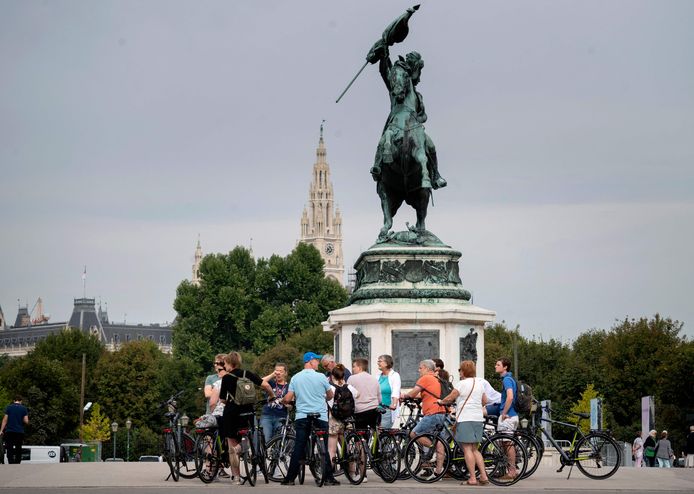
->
[94, 340, 200, 432]
[80, 402, 111, 442]
[570, 383, 603, 435]
[173, 244, 348, 368]
[0, 355, 77, 444]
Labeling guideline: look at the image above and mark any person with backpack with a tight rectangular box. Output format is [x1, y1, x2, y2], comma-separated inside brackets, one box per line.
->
[433, 358, 454, 399]
[327, 364, 360, 473]
[219, 352, 276, 484]
[377, 354, 401, 429]
[493, 357, 519, 480]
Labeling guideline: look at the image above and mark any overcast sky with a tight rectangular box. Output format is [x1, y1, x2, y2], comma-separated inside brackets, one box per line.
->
[1, 0, 692, 341]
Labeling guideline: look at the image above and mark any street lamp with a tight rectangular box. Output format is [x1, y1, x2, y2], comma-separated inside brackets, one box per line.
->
[125, 419, 132, 462]
[111, 421, 118, 460]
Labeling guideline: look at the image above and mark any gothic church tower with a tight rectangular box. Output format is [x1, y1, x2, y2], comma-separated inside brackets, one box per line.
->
[192, 237, 203, 286]
[300, 123, 344, 284]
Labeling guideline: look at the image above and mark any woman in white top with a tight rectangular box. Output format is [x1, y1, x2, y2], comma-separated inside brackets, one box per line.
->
[632, 431, 644, 467]
[437, 360, 489, 486]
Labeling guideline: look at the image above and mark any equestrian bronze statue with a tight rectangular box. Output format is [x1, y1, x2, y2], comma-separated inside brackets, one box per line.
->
[338, 5, 447, 243]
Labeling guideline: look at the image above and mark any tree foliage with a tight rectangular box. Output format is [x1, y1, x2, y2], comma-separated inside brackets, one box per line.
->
[484, 315, 692, 449]
[172, 244, 348, 369]
[80, 402, 111, 442]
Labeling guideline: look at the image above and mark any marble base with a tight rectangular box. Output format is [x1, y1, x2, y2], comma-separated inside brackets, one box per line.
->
[322, 300, 495, 386]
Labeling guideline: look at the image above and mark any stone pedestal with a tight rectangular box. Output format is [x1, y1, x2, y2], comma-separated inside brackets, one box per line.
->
[323, 235, 495, 384]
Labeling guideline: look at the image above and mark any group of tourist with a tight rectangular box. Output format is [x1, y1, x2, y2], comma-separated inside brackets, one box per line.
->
[633, 427, 694, 468]
[202, 349, 525, 486]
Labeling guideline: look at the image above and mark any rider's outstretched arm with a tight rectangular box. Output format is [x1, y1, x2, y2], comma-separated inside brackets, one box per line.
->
[379, 48, 392, 90]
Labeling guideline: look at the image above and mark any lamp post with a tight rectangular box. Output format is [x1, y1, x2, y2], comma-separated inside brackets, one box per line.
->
[111, 421, 118, 460]
[125, 419, 132, 462]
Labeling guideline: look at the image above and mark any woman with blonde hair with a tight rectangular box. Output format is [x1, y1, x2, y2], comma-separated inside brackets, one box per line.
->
[437, 360, 489, 485]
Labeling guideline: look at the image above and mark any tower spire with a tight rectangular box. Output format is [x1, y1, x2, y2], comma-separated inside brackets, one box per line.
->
[299, 122, 345, 285]
[192, 236, 203, 286]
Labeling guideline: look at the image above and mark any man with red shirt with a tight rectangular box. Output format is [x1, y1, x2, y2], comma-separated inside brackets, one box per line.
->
[400, 359, 447, 477]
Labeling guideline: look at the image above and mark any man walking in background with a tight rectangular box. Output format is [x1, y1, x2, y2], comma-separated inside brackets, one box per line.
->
[1, 395, 29, 464]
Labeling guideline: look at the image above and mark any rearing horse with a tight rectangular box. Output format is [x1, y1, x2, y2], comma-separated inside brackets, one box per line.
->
[372, 57, 432, 242]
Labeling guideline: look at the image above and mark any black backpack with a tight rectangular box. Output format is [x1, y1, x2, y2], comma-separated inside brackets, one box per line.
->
[437, 376, 454, 399]
[515, 380, 534, 415]
[331, 384, 355, 420]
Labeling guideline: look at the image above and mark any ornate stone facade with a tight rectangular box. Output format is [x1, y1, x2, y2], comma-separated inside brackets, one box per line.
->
[300, 125, 344, 284]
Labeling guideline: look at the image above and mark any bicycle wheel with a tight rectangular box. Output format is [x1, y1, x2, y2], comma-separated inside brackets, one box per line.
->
[403, 434, 450, 483]
[163, 433, 180, 482]
[481, 433, 528, 486]
[266, 434, 295, 482]
[516, 429, 543, 480]
[373, 434, 400, 483]
[447, 442, 470, 481]
[393, 431, 412, 480]
[254, 429, 269, 484]
[342, 432, 366, 485]
[574, 432, 621, 480]
[308, 437, 327, 487]
[194, 431, 220, 483]
[241, 437, 256, 486]
[177, 432, 198, 479]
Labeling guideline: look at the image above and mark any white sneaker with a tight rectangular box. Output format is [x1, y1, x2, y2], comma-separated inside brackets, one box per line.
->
[362, 476, 368, 483]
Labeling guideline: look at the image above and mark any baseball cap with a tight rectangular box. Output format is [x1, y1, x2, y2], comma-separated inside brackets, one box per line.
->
[303, 351, 322, 363]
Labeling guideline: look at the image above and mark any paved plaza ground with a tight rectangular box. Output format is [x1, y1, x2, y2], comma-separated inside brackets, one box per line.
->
[0, 463, 692, 494]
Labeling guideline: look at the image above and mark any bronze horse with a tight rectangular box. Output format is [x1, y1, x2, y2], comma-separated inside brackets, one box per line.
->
[372, 57, 439, 242]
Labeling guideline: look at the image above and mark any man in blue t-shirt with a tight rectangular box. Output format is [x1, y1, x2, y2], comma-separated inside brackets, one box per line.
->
[281, 352, 339, 486]
[494, 357, 519, 479]
[1, 395, 29, 464]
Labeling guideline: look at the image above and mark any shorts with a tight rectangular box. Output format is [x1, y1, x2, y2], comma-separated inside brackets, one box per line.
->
[329, 416, 346, 435]
[455, 421, 484, 444]
[497, 415, 519, 433]
[412, 413, 446, 436]
[354, 408, 381, 430]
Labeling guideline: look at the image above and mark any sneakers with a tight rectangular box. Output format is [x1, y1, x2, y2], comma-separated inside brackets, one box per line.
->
[218, 469, 230, 479]
[280, 479, 295, 486]
[324, 478, 341, 486]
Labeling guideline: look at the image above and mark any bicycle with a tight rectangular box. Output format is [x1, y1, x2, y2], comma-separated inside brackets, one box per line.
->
[480, 413, 545, 480]
[193, 419, 229, 483]
[160, 390, 197, 482]
[393, 398, 422, 480]
[528, 399, 621, 479]
[235, 401, 271, 487]
[265, 415, 295, 482]
[359, 409, 401, 483]
[403, 410, 529, 486]
[329, 417, 367, 485]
